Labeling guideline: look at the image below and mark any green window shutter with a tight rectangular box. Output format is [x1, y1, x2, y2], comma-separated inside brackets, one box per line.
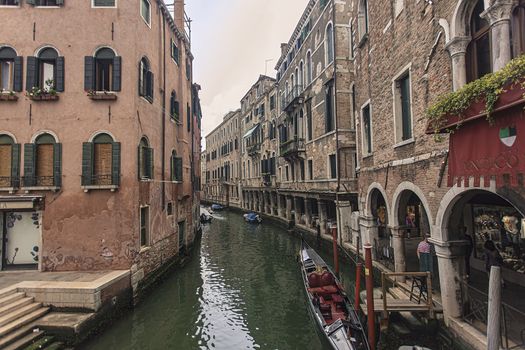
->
[81, 142, 94, 186]
[170, 155, 175, 181]
[13, 57, 23, 92]
[175, 157, 183, 182]
[84, 56, 95, 91]
[26, 57, 38, 91]
[11, 144, 20, 188]
[55, 56, 65, 92]
[146, 71, 154, 101]
[137, 145, 142, 180]
[112, 56, 121, 92]
[26, 0, 35, 5]
[400, 76, 412, 140]
[187, 104, 191, 132]
[146, 147, 154, 179]
[23, 143, 36, 187]
[111, 142, 121, 186]
[56, 0, 64, 5]
[53, 143, 62, 187]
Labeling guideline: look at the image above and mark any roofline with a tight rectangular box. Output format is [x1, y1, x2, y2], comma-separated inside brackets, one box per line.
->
[157, 0, 194, 60]
[275, 0, 317, 70]
[205, 109, 241, 139]
[240, 75, 277, 102]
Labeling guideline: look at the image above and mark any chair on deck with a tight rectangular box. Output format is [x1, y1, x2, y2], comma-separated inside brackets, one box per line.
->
[410, 276, 428, 304]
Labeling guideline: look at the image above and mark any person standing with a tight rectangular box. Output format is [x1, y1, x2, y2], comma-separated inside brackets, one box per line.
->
[417, 234, 432, 273]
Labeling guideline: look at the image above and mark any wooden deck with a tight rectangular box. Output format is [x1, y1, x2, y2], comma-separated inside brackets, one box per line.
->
[361, 298, 443, 315]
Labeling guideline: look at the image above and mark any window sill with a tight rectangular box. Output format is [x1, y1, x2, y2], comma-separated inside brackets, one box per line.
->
[357, 33, 369, 48]
[82, 185, 119, 192]
[139, 246, 151, 253]
[393, 138, 415, 149]
[140, 96, 153, 104]
[0, 187, 16, 194]
[22, 186, 60, 193]
[0, 94, 18, 101]
[33, 6, 62, 8]
[28, 94, 59, 101]
[88, 92, 117, 101]
[362, 153, 374, 159]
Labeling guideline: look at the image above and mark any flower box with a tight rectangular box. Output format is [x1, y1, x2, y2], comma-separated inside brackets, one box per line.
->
[0, 94, 18, 101]
[29, 94, 59, 101]
[88, 92, 118, 101]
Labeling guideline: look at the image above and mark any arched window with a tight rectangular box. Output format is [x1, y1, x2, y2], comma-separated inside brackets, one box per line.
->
[325, 23, 334, 65]
[84, 47, 121, 92]
[0, 46, 22, 92]
[0, 134, 19, 188]
[139, 57, 154, 101]
[24, 133, 61, 187]
[170, 90, 180, 121]
[29, 47, 64, 92]
[138, 137, 153, 180]
[512, 0, 525, 58]
[299, 61, 304, 89]
[357, 0, 369, 42]
[306, 51, 312, 85]
[466, 0, 492, 82]
[82, 133, 120, 187]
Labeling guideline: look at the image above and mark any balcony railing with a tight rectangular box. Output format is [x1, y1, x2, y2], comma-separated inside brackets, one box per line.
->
[22, 176, 57, 187]
[0, 176, 18, 188]
[280, 137, 305, 158]
[248, 143, 261, 156]
[281, 84, 304, 112]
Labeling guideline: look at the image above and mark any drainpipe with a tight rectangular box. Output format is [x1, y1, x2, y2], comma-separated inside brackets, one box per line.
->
[161, 7, 167, 209]
[332, 0, 342, 245]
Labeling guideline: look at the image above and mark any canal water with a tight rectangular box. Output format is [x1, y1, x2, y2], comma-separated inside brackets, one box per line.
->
[81, 210, 449, 350]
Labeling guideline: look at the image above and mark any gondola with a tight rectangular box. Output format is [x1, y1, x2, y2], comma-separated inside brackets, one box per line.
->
[211, 204, 225, 211]
[243, 212, 262, 224]
[299, 240, 370, 350]
[200, 207, 213, 224]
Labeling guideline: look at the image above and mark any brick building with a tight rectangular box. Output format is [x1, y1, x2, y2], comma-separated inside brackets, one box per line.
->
[203, 109, 242, 207]
[0, 0, 201, 290]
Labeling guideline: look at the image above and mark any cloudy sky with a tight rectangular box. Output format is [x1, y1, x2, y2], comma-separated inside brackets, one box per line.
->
[185, 0, 309, 149]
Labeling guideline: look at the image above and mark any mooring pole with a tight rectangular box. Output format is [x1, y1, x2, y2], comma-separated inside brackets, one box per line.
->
[487, 266, 501, 350]
[355, 262, 362, 310]
[364, 244, 376, 350]
[332, 226, 339, 275]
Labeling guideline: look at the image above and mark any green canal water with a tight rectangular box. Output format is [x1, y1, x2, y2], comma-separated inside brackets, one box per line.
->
[80, 211, 451, 350]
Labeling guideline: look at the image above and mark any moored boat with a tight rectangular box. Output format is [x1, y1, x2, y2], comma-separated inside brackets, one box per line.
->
[299, 241, 369, 350]
[243, 212, 262, 224]
[211, 204, 225, 211]
[200, 207, 213, 224]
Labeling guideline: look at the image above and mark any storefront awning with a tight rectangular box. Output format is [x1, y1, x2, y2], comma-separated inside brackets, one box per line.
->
[243, 124, 260, 138]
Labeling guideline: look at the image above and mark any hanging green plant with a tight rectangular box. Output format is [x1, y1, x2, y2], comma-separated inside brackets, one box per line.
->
[426, 54, 525, 136]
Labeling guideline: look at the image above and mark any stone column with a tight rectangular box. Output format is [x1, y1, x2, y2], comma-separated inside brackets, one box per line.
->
[482, 0, 514, 71]
[433, 239, 468, 324]
[391, 226, 407, 282]
[318, 201, 328, 236]
[277, 195, 284, 218]
[286, 196, 293, 221]
[304, 198, 312, 228]
[270, 192, 276, 216]
[257, 192, 263, 213]
[445, 36, 471, 91]
[294, 197, 303, 225]
[359, 215, 379, 259]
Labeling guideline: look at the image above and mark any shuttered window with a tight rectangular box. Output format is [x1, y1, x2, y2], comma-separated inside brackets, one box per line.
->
[139, 57, 153, 102]
[362, 104, 372, 154]
[36, 144, 54, 186]
[138, 138, 153, 180]
[0, 144, 12, 187]
[170, 91, 179, 121]
[329, 154, 337, 179]
[82, 133, 120, 187]
[325, 81, 334, 133]
[85, 48, 120, 92]
[93, 0, 115, 7]
[0, 135, 19, 188]
[171, 40, 180, 65]
[27, 48, 65, 93]
[31, 0, 64, 6]
[0, 47, 22, 92]
[141, 0, 151, 26]
[0, 0, 19, 5]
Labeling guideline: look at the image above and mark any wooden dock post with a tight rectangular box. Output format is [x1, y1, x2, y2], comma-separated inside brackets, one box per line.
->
[355, 262, 362, 310]
[364, 244, 376, 350]
[332, 227, 339, 275]
[487, 266, 501, 350]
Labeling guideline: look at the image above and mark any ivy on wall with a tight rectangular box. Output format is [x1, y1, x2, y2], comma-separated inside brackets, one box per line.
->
[427, 54, 525, 135]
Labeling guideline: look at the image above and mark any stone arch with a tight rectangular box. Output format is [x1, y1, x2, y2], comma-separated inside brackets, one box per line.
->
[391, 181, 434, 231]
[88, 130, 117, 142]
[30, 130, 59, 143]
[450, 0, 481, 38]
[365, 182, 391, 220]
[435, 184, 525, 242]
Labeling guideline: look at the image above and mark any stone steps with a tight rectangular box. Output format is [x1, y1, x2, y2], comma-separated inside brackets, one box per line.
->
[0, 289, 17, 300]
[0, 297, 34, 318]
[0, 302, 43, 328]
[0, 307, 49, 338]
[0, 292, 25, 309]
[3, 328, 45, 350]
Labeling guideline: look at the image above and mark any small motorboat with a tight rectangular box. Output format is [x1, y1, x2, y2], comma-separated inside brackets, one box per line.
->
[299, 241, 369, 350]
[243, 212, 262, 224]
[211, 204, 225, 211]
[200, 208, 213, 224]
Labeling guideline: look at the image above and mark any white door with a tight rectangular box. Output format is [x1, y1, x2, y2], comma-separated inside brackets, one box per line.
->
[4, 212, 40, 267]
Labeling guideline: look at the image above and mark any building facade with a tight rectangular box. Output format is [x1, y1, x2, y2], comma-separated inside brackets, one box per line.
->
[204, 109, 242, 207]
[0, 0, 200, 287]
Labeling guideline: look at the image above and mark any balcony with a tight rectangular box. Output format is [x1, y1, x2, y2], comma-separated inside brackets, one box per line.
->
[22, 176, 60, 191]
[248, 143, 261, 157]
[281, 84, 304, 113]
[280, 137, 305, 160]
[0, 176, 18, 190]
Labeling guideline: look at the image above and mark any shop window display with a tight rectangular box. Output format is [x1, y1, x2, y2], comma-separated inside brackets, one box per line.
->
[473, 205, 525, 274]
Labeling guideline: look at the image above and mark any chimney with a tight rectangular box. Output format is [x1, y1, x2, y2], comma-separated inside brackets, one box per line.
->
[173, 0, 185, 32]
[280, 43, 288, 56]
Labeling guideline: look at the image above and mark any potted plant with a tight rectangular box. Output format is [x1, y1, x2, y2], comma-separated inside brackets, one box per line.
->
[27, 79, 59, 101]
[87, 90, 117, 101]
[0, 89, 18, 101]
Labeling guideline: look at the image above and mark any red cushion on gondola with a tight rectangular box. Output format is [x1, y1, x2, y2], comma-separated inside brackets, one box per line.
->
[308, 285, 339, 295]
[320, 272, 335, 287]
[308, 273, 321, 288]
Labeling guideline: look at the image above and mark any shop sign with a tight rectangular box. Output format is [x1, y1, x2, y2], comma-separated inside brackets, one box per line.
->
[0, 201, 35, 210]
[448, 106, 525, 188]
